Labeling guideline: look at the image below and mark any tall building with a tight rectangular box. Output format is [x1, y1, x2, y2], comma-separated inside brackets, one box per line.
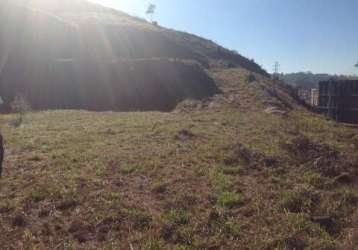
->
[318, 80, 358, 123]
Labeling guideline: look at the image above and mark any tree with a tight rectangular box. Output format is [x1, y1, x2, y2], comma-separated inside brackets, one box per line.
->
[355, 61, 358, 68]
[146, 3, 156, 22]
[10, 93, 31, 127]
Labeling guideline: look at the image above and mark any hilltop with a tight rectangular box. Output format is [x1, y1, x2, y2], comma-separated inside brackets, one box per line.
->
[0, 0, 266, 112]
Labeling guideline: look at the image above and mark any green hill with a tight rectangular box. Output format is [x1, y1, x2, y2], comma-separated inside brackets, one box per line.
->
[0, 0, 266, 112]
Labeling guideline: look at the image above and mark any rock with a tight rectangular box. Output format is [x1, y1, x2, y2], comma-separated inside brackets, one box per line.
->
[228, 94, 240, 105]
[208, 102, 221, 109]
[264, 106, 286, 114]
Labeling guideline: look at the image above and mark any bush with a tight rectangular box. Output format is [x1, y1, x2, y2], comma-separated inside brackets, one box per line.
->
[163, 209, 189, 226]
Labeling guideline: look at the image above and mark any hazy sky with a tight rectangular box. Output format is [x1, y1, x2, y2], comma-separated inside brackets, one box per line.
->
[91, 0, 358, 75]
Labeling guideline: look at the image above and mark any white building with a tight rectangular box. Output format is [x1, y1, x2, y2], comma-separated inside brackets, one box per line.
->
[311, 89, 318, 106]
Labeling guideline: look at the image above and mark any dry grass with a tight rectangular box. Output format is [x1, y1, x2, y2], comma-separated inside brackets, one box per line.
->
[0, 68, 357, 249]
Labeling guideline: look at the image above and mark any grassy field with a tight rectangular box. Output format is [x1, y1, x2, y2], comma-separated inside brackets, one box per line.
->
[0, 69, 357, 249]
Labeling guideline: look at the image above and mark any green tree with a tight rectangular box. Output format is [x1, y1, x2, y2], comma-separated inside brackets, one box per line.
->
[146, 3, 156, 22]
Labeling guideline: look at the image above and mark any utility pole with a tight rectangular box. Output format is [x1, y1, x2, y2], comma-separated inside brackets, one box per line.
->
[273, 61, 280, 74]
[272, 61, 280, 80]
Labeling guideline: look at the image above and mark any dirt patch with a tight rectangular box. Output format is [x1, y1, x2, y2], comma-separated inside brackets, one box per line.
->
[40, 222, 52, 237]
[68, 219, 94, 243]
[284, 136, 338, 163]
[223, 143, 259, 166]
[223, 143, 279, 168]
[311, 216, 335, 232]
[56, 199, 78, 211]
[12, 213, 26, 227]
[284, 136, 358, 178]
[38, 208, 50, 218]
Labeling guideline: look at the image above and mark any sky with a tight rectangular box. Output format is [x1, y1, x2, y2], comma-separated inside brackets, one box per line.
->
[91, 0, 358, 75]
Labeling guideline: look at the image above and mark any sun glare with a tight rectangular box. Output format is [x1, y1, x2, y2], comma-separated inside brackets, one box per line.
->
[90, 0, 147, 16]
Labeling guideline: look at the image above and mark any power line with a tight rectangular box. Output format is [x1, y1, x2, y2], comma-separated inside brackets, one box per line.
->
[273, 61, 280, 74]
[272, 61, 280, 80]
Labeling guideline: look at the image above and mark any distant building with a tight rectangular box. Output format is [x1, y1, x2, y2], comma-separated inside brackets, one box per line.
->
[318, 80, 358, 123]
[311, 88, 318, 106]
[297, 87, 311, 104]
[296, 87, 319, 107]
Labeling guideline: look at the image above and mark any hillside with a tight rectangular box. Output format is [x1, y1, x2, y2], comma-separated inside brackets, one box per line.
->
[0, 0, 266, 112]
[1, 58, 220, 111]
[0, 67, 357, 249]
[0, 1, 357, 249]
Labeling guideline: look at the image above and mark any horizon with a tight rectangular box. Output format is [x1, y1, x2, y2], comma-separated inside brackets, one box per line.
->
[91, 0, 358, 76]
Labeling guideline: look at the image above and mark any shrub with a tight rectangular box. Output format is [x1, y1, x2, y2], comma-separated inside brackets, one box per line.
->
[163, 209, 189, 226]
[247, 74, 256, 83]
[120, 164, 143, 174]
[218, 192, 243, 209]
[221, 165, 243, 175]
[224, 220, 241, 238]
[30, 189, 48, 203]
